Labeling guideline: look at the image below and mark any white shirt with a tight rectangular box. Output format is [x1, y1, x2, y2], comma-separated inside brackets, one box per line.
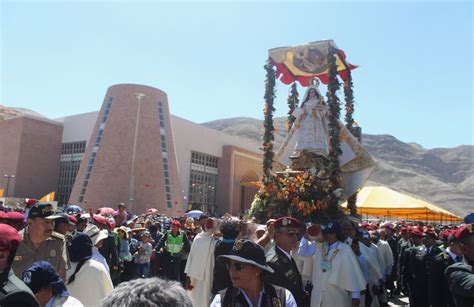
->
[210, 288, 297, 307]
[446, 247, 460, 262]
[276, 245, 293, 261]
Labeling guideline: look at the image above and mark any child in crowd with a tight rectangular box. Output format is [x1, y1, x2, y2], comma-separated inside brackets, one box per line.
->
[134, 231, 153, 278]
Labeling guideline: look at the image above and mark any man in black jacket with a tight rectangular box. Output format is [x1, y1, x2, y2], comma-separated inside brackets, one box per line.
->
[428, 231, 462, 307]
[212, 219, 240, 295]
[445, 224, 474, 307]
[264, 216, 306, 307]
[0, 223, 39, 307]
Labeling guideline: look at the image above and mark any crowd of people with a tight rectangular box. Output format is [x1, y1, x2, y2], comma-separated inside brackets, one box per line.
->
[0, 199, 473, 307]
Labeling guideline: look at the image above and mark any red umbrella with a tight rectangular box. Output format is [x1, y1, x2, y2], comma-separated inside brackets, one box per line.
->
[98, 207, 115, 215]
[146, 208, 159, 215]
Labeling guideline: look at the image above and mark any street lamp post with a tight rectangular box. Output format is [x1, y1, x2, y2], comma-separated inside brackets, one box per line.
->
[3, 174, 15, 197]
[129, 93, 146, 212]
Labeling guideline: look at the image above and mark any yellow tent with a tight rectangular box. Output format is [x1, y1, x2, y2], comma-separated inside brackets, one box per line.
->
[341, 186, 462, 222]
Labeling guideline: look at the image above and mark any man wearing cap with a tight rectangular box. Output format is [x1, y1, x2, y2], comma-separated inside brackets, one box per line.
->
[93, 214, 119, 278]
[396, 225, 411, 295]
[381, 223, 398, 296]
[12, 203, 70, 281]
[311, 222, 366, 307]
[428, 230, 463, 307]
[358, 229, 385, 306]
[210, 239, 297, 307]
[263, 216, 306, 306]
[0, 224, 39, 307]
[157, 219, 190, 282]
[445, 224, 474, 307]
[405, 226, 441, 307]
[53, 213, 76, 236]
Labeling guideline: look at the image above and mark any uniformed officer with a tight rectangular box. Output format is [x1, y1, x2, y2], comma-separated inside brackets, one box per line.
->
[404, 227, 427, 306]
[396, 226, 411, 294]
[381, 223, 398, 296]
[263, 216, 306, 307]
[428, 230, 462, 307]
[0, 223, 39, 307]
[445, 224, 474, 307]
[12, 203, 69, 281]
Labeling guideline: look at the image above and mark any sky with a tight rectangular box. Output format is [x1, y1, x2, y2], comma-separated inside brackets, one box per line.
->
[1, 0, 472, 149]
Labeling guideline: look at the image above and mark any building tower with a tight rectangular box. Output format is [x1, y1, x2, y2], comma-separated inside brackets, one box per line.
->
[68, 84, 182, 215]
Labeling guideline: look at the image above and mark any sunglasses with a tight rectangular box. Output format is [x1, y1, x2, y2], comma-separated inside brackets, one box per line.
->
[286, 230, 301, 238]
[226, 262, 248, 271]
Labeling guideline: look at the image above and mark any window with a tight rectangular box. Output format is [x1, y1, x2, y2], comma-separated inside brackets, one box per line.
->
[57, 141, 86, 205]
[78, 96, 113, 202]
[188, 151, 218, 212]
[158, 101, 172, 208]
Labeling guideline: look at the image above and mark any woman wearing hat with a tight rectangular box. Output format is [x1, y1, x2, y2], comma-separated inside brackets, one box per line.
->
[210, 239, 297, 307]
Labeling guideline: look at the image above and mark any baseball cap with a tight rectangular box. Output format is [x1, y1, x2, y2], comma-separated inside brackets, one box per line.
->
[28, 203, 61, 220]
[22, 261, 68, 296]
[54, 213, 76, 226]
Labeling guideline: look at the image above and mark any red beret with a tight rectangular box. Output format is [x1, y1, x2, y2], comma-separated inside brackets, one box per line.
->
[307, 224, 320, 237]
[400, 227, 408, 234]
[24, 199, 38, 207]
[423, 228, 438, 238]
[67, 214, 78, 224]
[0, 224, 21, 252]
[455, 224, 474, 241]
[382, 223, 394, 230]
[440, 229, 452, 239]
[6, 211, 25, 221]
[172, 220, 181, 228]
[367, 224, 378, 231]
[93, 214, 108, 225]
[0, 211, 7, 219]
[274, 217, 301, 229]
[411, 228, 423, 237]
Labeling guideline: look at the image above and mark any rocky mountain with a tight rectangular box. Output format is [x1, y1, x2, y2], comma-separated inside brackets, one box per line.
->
[202, 117, 473, 217]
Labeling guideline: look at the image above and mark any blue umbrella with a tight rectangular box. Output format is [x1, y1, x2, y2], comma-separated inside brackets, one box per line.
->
[65, 205, 83, 215]
[185, 210, 203, 219]
[464, 213, 474, 224]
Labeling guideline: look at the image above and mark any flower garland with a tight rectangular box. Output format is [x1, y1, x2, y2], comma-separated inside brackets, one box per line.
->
[343, 68, 358, 215]
[326, 46, 342, 185]
[286, 82, 299, 132]
[262, 59, 276, 187]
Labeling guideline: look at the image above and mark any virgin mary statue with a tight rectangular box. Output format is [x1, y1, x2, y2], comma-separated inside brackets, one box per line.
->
[275, 80, 376, 198]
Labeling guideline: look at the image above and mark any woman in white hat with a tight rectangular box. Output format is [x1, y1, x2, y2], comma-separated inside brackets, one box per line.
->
[210, 239, 297, 307]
